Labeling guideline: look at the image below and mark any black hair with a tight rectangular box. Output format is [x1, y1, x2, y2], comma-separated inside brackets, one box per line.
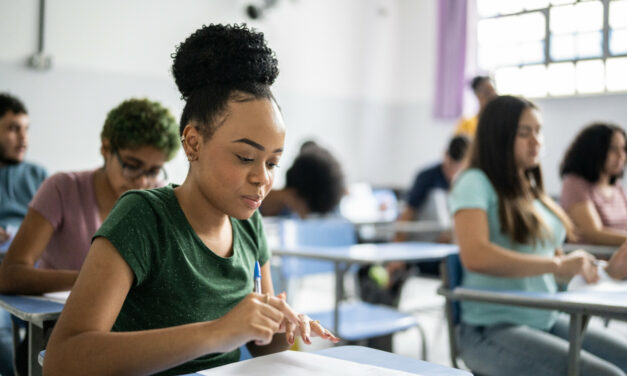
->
[171, 23, 279, 138]
[0, 93, 27, 118]
[560, 122, 627, 185]
[447, 135, 470, 161]
[471, 76, 490, 92]
[286, 146, 345, 214]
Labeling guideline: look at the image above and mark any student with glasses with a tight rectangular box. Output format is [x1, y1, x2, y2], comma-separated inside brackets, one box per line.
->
[0, 98, 180, 296]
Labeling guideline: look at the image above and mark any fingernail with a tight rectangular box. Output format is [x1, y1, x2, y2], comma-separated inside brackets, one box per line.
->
[306, 335, 311, 343]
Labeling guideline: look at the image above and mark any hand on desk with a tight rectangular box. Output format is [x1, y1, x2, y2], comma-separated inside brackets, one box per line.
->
[214, 292, 339, 353]
[606, 241, 627, 280]
[555, 249, 599, 284]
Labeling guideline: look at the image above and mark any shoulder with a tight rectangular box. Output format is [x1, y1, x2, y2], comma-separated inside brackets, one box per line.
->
[455, 168, 491, 188]
[562, 174, 591, 190]
[41, 169, 94, 191]
[116, 186, 173, 212]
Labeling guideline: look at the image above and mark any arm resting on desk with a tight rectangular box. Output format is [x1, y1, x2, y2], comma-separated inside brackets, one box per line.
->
[567, 201, 627, 246]
[454, 209, 597, 282]
[0, 208, 77, 294]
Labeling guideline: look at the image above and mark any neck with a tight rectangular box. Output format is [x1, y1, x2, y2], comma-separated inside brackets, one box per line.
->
[93, 167, 119, 219]
[598, 172, 611, 186]
[175, 176, 230, 236]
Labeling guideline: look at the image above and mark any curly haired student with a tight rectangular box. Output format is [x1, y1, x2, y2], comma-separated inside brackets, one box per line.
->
[43, 24, 339, 376]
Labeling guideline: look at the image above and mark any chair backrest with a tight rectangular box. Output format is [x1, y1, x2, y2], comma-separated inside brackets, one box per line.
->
[278, 218, 357, 279]
[440, 252, 463, 368]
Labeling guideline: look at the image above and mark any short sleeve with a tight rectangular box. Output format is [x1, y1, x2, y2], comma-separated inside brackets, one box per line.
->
[252, 211, 271, 266]
[560, 175, 592, 212]
[449, 169, 494, 214]
[407, 169, 434, 209]
[93, 192, 158, 285]
[29, 173, 65, 230]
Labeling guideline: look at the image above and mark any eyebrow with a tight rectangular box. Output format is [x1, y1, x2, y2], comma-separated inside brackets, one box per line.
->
[232, 138, 283, 153]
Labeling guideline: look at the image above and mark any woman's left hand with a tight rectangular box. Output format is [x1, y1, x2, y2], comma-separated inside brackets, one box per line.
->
[276, 292, 340, 345]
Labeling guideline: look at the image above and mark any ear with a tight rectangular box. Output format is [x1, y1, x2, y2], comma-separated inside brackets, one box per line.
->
[101, 138, 111, 159]
[181, 124, 202, 161]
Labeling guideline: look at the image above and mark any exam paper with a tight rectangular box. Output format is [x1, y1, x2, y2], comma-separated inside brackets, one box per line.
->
[0, 224, 18, 252]
[568, 262, 627, 292]
[198, 350, 419, 376]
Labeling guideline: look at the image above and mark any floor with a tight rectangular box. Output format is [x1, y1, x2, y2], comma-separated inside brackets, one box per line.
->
[290, 272, 627, 372]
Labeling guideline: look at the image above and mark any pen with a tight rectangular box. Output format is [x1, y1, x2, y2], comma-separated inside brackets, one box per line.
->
[254, 261, 262, 294]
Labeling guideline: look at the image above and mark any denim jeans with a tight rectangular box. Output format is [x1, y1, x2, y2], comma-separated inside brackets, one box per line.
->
[459, 316, 627, 376]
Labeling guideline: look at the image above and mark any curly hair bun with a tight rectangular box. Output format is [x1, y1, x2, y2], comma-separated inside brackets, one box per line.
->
[172, 24, 279, 99]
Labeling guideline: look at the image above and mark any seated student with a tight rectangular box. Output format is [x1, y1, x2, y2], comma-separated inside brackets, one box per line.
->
[0, 93, 47, 376]
[450, 95, 627, 376]
[560, 123, 627, 246]
[395, 135, 469, 243]
[454, 75, 497, 137]
[43, 24, 339, 375]
[0, 97, 180, 296]
[260, 142, 346, 218]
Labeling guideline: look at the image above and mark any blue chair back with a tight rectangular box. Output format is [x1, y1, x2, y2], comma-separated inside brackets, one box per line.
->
[278, 218, 357, 279]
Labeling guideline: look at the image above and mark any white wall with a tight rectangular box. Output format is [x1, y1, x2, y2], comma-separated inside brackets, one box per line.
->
[1, 0, 626, 195]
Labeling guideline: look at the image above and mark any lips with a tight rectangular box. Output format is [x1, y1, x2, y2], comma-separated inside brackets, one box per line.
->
[242, 195, 263, 209]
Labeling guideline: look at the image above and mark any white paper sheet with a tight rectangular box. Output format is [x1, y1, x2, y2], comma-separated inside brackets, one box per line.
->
[42, 291, 70, 303]
[568, 261, 627, 292]
[198, 350, 419, 376]
[0, 224, 18, 252]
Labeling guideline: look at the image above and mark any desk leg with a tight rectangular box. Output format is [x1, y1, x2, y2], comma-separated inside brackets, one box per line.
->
[567, 313, 590, 376]
[333, 262, 349, 335]
[27, 321, 54, 376]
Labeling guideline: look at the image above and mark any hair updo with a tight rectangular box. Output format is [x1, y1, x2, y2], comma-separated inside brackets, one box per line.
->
[171, 24, 279, 138]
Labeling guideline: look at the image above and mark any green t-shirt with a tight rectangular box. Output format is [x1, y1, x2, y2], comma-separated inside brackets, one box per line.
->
[93, 185, 271, 375]
[449, 169, 565, 330]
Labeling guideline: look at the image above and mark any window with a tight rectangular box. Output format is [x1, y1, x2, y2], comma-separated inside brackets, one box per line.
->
[477, 0, 627, 97]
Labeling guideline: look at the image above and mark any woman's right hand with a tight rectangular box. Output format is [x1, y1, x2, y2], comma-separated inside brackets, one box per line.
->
[554, 249, 599, 283]
[212, 293, 300, 353]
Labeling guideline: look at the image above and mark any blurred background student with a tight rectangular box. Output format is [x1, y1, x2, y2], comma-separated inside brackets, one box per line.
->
[0, 93, 47, 376]
[261, 141, 346, 219]
[454, 75, 497, 137]
[560, 123, 627, 246]
[451, 95, 627, 376]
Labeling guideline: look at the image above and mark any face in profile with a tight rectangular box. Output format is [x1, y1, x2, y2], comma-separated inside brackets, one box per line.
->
[187, 97, 285, 220]
[514, 107, 543, 171]
[0, 111, 29, 164]
[604, 130, 627, 177]
[102, 144, 168, 197]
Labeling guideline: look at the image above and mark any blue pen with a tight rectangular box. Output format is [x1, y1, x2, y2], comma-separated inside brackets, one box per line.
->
[254, 261, 262, 294]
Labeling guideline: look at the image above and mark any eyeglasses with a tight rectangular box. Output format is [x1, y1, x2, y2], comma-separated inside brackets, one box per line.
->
[113, 150, 168, 182]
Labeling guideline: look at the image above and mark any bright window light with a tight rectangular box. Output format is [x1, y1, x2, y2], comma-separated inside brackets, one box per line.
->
[576, 60, 605, 93]
[521, 41, 545, 63]
[551, 34, 576, 60]
[520, 65, 549, 97]
[494, 67, 522, 95]
[548, 62, 576, 95]
[517, 12, 546, 42]
[551, 5, 577, 33]
[524, 0, 550, 11]
[577, 31, 603, 58]
[609, 0, 627, 28]
[550, 0, 575, 5]
[606, 57, 627, 91]
[575, 1, 603, 32]
[610, 29, 627, 54]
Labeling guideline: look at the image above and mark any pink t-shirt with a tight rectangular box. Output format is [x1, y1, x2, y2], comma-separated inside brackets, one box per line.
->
[561, 174, 627, 237]
[29, 169, 101, 270]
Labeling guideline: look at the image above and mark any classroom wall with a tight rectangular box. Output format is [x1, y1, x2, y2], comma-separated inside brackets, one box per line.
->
[1, 0, 626, 195]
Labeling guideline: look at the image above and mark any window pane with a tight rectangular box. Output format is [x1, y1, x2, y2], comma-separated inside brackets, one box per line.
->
[551, 5, 576, 33]
[610, 28, 627, 54]
[521, 41, 545, 63]
[548, 62, 576, 95]
[550, 0, 575, 4]
[551, 34, 576, 60]
[494, 67, 522, 95]
[520, 65, 548, 97]
[576, 59, 605, 93]
[575, 1, 603, 32]
[610, 0, 627, 28]
[477, 0, 500, 17]
[577, 31, 603, 58]
[517, 12, 547, 42]
[606, 57, 627, 91]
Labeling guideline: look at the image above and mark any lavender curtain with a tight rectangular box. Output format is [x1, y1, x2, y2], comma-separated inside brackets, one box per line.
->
[433, 0, 468, 120]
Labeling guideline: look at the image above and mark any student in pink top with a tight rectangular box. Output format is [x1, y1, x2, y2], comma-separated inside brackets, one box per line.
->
[560, 123, 627, 246]
[0, 98, 180, 295]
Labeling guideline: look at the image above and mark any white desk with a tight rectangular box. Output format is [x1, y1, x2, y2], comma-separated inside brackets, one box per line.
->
[439, 286, 627, 376]
[189, 346, 472, 375]
[274, 242, 458, 333]
[0, 294, 66, 376]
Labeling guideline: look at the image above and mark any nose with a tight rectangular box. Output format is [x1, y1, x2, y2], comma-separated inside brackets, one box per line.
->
[18, 127, 28, 143]
[249, 162, 272, 187]
[134, 174, 151, 189]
